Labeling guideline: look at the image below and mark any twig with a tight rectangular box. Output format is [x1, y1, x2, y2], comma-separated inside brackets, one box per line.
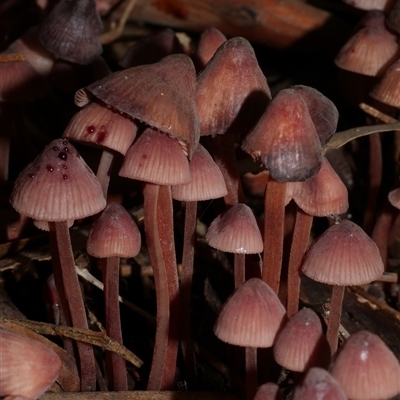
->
[359, 103, 399, 124]
[0, 53, 25, 62]
[0, 316, 143, 368]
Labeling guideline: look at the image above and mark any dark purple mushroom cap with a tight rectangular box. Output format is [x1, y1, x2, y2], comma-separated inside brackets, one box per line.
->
[242, 88, 323, 182]
[38, 0, 103, 65]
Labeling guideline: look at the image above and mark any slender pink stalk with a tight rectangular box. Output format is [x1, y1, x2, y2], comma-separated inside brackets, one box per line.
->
[101, 257, 127, 391]
[180, 201, 198, 384]
[326, 285, 345, 355]
[263, 180, 287, 294]
[245, 347, 258, 400]
[144, 183, 180, 390]
[287, 209, 313, 317]
[96, 149, 115, 199]
[51, 221, 96, 391]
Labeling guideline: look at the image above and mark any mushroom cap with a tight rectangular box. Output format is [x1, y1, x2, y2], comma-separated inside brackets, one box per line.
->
[293, 367, 347, 400]
[171, 144, 227, 201]
[87, 203, 141, 258]
[214, 278, 286, 347]
[291, 85, 339, 146]
[253, 383, 283, 400]
[119, 28, 183, 68]
[389, 187, 400, 209]
[0, 328, 62, 399]
[38, 0, 103, 65]
[63, 100, 137, 155]
[370, 58, 400, 107]
[273, 308, 330, 372]
[242, 88, 323, 182]
[119, 127, 191, 186]
[196, 36, 271, 137]
[205, 203, 263, 254]
[329, 330, 400, 400]
[334, 11, 399, 77]
[192, 27, 227, 71]
[85, 54, 199, 158]
[10, 138, 106, 221]
[301, 220, 384, 286]
[285, 157, 349, 217]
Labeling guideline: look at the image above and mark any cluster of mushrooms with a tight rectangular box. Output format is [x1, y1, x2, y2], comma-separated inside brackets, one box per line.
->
[2, 0, 400, 399]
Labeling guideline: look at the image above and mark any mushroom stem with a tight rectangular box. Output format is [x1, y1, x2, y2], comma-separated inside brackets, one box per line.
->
[180, 200, 198, 384]
[326, 285, 345, 355]
[245, 347, 258, 400]
[211, 134, 244, 208]
[363, 132, 382, 235]
[96, 149, 115, 199]
[262, 180, 286, 294]
[100, 257, 127, 391]
[50, 221, 96, 391]
[287, 208, 313, 317]
[234, 253, 246, 288]
[144, 183, 180, 390]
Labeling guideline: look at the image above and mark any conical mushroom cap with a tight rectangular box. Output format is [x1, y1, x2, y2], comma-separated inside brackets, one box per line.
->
[214, 278, 286, 347]
[196, 37, 271, 137]
[38, 0, 103, 65]
[85, 54, 199, 158]
[0, 328, 62, 399]
[63, 100, 137, 155]
[10, 138, 106, 221]
[172, 144, 227, 201]
[329, 330, 400, 400]
[301, 220, 384, 285]
[87, 203, 141, 258]
[205, 203, 263, 254]
[242, 88, 323, 182]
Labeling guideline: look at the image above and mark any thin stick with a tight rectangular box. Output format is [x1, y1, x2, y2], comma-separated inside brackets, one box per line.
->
[0, 316, 143, 367]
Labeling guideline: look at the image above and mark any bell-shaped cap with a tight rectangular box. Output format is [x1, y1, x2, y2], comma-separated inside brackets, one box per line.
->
[172, 144, 227, 201]
[196, 37, 271, 137]
[335, 11, 399, 77]
[0, 328, 62, 399]
[242, 88, 323, 182]
[192, 27, 227, 71]
[10, 138, 106, 221]
[293, 367, 347, 400]
[370, 58, 400, 107]
[87, 203, 141, 258]
[119, 127, 191, 186]
[329, 330, 400, 400]
[85, 54, 199, 158]
[38, 0, 103, 65]
[285, 157, 349, 217]
[273, 308, 330, 372]
[301, 220, 384, 286]
[205, 203, 263, 254]
[214, 278, 286, 348]
[63, 100, 137, 155]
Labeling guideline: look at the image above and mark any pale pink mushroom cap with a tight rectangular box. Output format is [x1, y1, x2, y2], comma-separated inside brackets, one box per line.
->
[172, 144, 227, 201]
[293, 367, 347, 400]
[119, 127, 191, 186]
[301, 220, 384, 286]
[205, 203, 263, 254]
[273, 308, 330, 372]
[10, 138, 106, 221]
[214, 278, 286, 348]
[329, 330, 400, 399]
[0, 328, 62, 399]
[87, 202, 141, 258]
